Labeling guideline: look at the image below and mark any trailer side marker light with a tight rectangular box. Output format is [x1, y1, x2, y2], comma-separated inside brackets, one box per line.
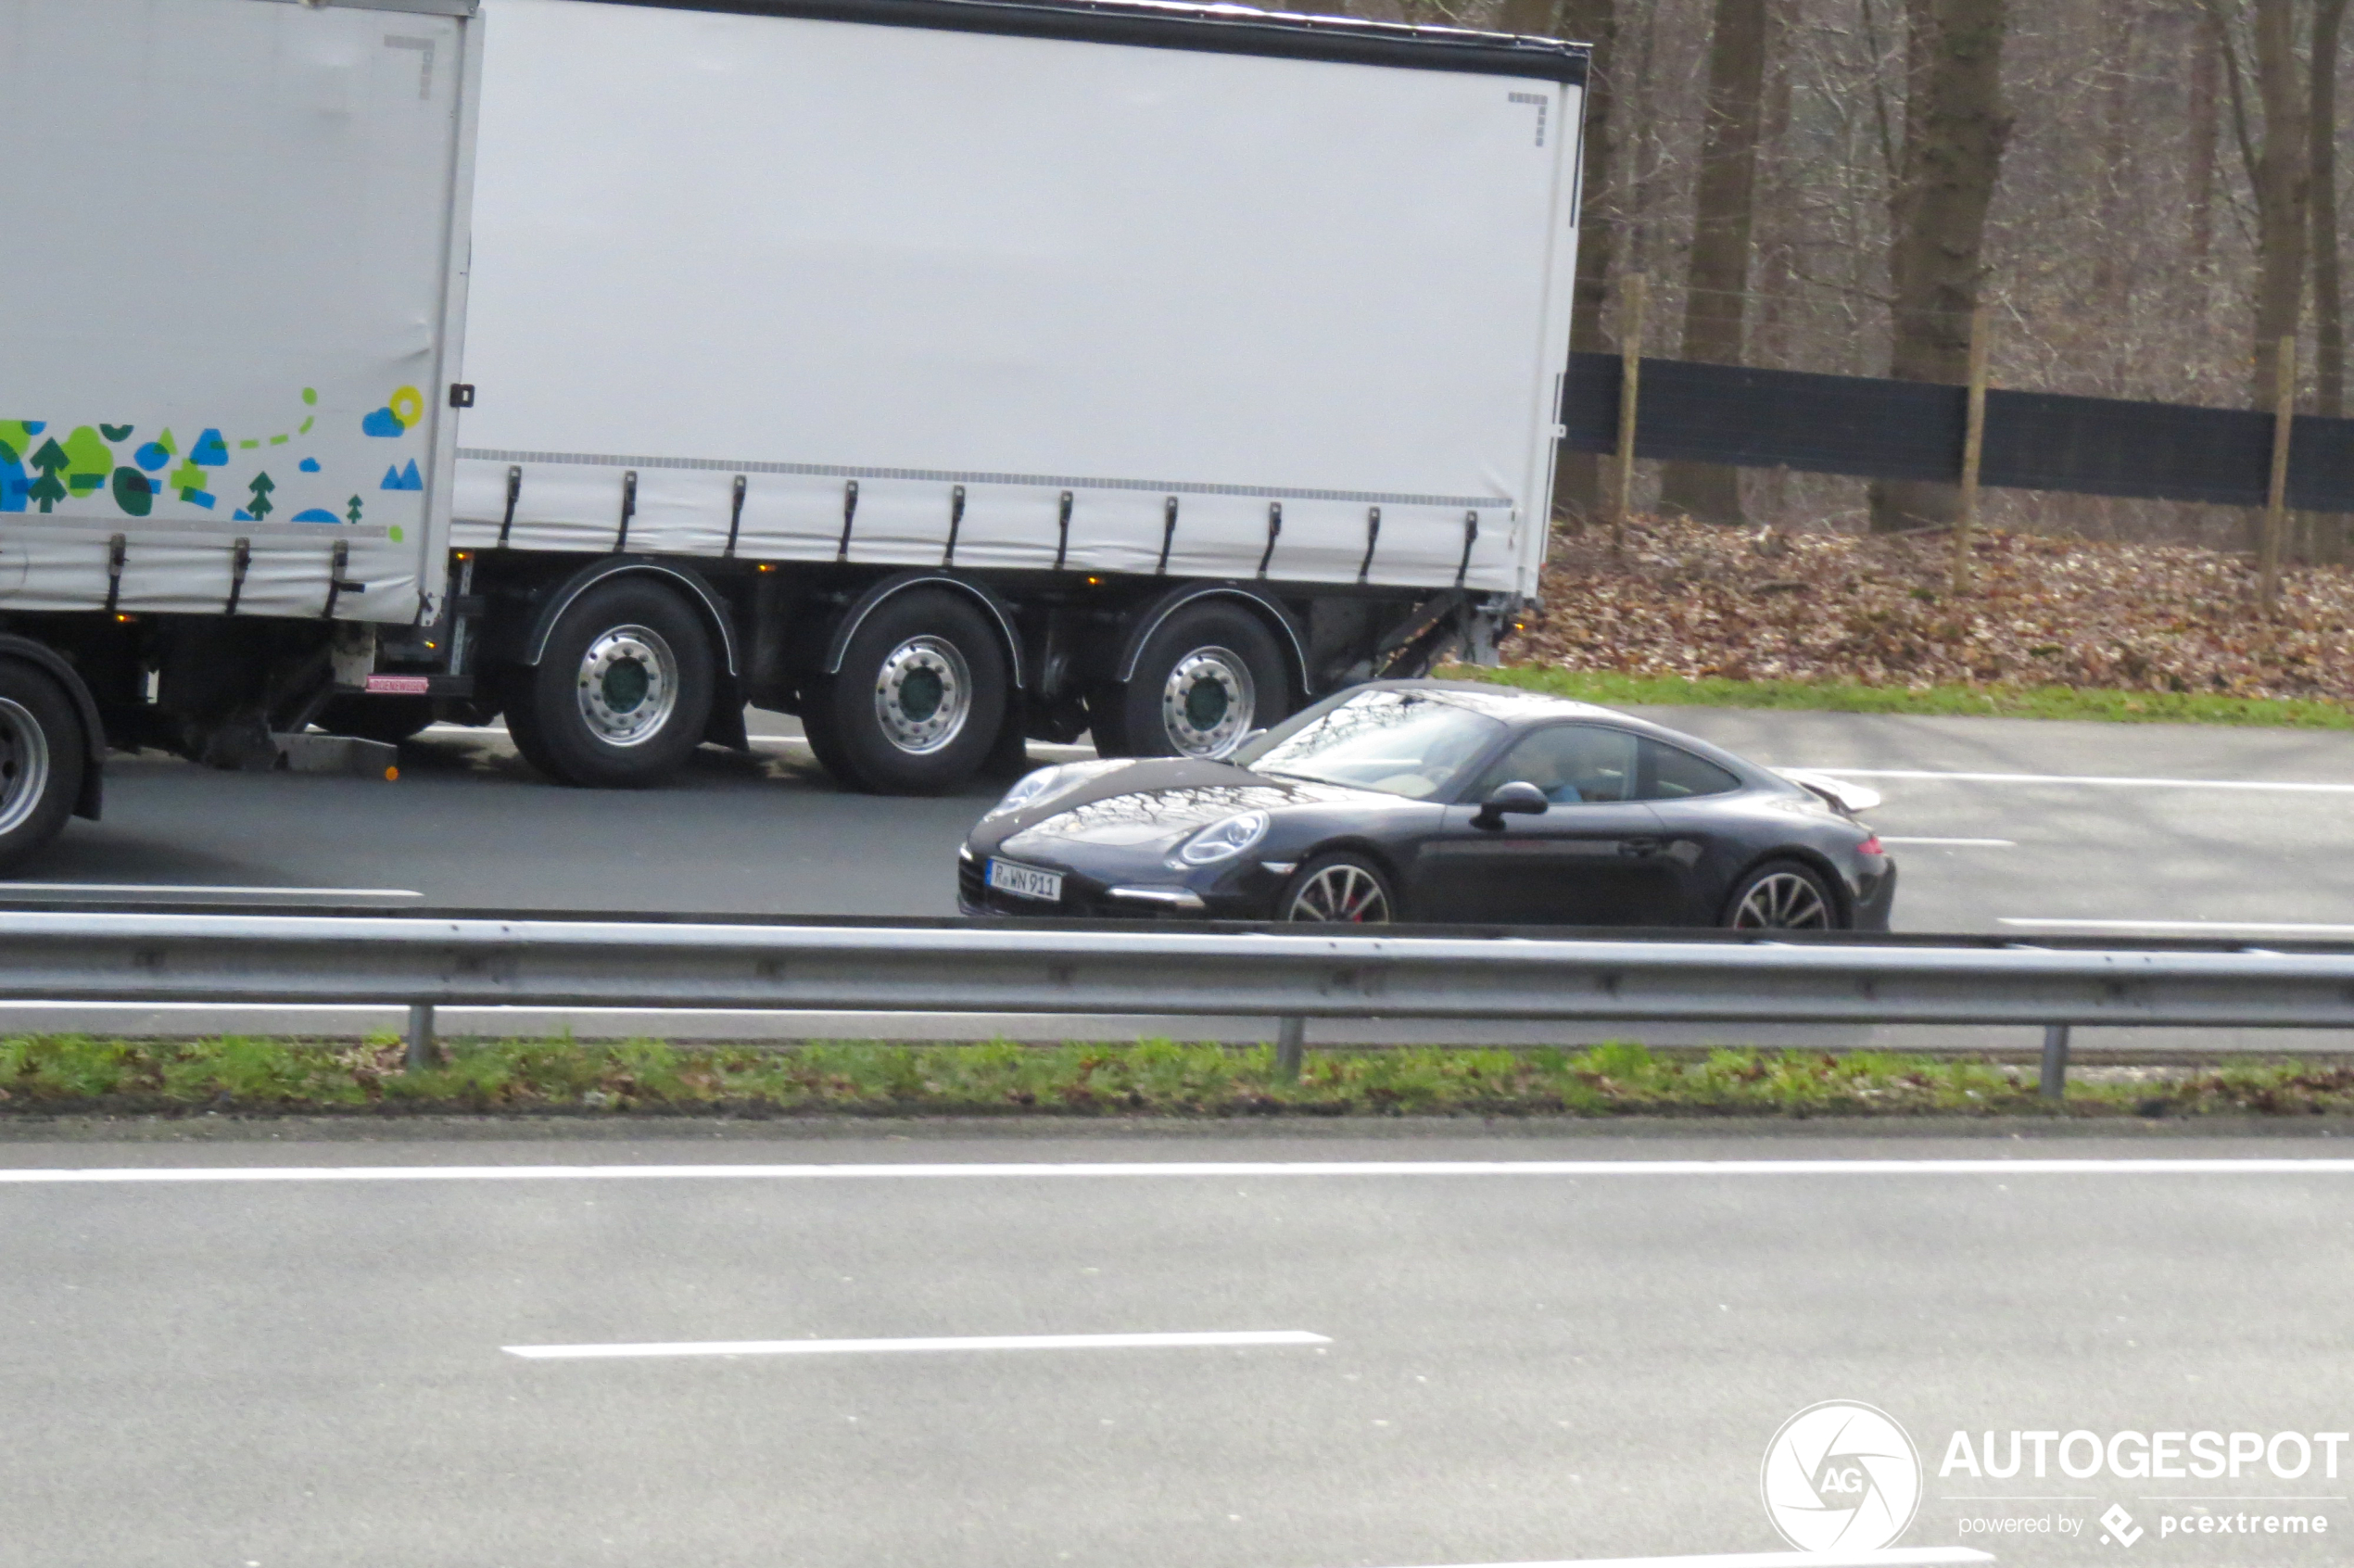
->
[385, 766, 399, 782]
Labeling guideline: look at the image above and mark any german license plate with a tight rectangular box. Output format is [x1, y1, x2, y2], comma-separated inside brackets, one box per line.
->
[987, 859, 1064, 903]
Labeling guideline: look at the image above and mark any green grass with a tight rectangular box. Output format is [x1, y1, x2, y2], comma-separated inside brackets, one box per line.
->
[1443, 664, 2354, 728]
[1, 1033, 2349, 1118]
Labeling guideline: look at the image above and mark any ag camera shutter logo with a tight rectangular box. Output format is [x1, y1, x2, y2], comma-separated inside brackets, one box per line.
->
[1760, 1400, 1923, 1552]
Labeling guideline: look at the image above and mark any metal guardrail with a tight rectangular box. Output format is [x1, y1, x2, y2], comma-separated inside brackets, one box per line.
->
[2, 908, 2352, 1093]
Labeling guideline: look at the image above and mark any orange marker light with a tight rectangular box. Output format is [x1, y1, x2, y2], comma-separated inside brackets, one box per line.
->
[385, 766, 400, 782]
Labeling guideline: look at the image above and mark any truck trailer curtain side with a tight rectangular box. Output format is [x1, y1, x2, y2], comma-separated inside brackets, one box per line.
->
[453, 0, 1584, 598]
[0, 0, 1585, 871]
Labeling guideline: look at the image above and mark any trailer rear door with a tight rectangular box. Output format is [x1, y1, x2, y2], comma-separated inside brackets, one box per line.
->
[0, 0, 478, 623]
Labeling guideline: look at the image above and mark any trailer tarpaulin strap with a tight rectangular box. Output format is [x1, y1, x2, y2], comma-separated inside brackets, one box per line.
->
[943, 485, 967, 566]
[323, 540, 351, 621]
[1560, 350, 2354, 511]
[224, 539, 251, 617]
[498, 465, 522, 548]
[103, 536, 126, 617]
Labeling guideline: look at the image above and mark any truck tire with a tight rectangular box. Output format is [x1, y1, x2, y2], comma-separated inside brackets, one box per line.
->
[804, 588, 1009, 794]
[503, 577, 715, 788]
[0, 660, 85, 875]
[1092, 601, 1288, 759]
[316, 695, 436, 746]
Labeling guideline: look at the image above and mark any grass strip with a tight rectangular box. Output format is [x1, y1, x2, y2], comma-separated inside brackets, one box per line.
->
[1447, 664, 2354, 729]
[3, 1035, 2351, 1119]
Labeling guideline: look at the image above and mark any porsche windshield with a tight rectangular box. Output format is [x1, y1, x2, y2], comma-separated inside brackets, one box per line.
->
[1245, 690, 1504, 799]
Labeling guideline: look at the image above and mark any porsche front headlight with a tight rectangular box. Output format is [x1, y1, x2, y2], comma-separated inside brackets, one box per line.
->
[1173, 811, 1272, 866]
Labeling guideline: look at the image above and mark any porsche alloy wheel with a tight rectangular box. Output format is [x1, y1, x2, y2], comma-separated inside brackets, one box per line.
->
[1282, 854, 1394, 924]
[1727, 863, 1837, 929]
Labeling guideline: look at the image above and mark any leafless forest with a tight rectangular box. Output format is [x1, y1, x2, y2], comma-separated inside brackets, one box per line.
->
[1316, 0, 2354, 555]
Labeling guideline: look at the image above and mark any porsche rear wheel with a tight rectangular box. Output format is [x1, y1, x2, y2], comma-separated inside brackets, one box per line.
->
[1724, 859, 1841, 930]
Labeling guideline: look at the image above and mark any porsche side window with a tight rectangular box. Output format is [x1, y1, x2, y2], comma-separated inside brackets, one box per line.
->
[1638, 739, 1741, 800]
[1470, 726, 1639, 804]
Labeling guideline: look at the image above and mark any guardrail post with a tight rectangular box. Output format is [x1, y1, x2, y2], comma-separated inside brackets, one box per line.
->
[406, 1002, 437, 1072]
[1274, 1017, 1306, 1083]
[2040, 1022, 2070, 1102]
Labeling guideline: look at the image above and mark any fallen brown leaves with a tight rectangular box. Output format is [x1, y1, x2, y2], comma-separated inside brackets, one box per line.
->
[1515, 516, 2354, 700]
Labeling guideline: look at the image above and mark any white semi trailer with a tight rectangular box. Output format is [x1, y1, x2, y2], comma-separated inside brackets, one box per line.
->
[0, 0, 1585, 862]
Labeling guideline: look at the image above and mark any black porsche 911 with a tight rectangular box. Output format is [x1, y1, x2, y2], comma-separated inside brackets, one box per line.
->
[957, 680, 1895, 929]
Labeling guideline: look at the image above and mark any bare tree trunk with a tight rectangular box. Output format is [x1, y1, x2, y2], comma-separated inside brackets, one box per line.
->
[2314, 0, 2347, 416]
[1524, 0, 1617, 525]
[2312, 0, 2348, 560]
[1869, 0, 2014, 533]
[2248, 0, 2310, 406]
[1660, 0, 1771, 525]
[2090, 0, 2136, 387]
[2219, 0, 2310, 548]
[2191, 8, 2221, 261]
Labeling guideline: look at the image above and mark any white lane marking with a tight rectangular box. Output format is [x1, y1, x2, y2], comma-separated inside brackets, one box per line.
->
[1876, 837, 2015, 847]
[1811, 767, 2354, 793]
[2003, 917, 2354, 936]
[11, 1158, 2354, 1184]
[0, 883, 423, 898]
[1374, 1544, 1986, 1553]
[505, 1329, 1328, 1360]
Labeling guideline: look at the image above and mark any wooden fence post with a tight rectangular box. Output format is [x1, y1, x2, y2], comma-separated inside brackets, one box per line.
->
[1613, 272, 1648, 559]
[2260, 334, 2297, 607]
[1949, 307, 1990, 593]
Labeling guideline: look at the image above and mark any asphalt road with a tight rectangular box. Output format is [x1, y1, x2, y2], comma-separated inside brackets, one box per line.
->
[5, 1130, 2352, 1568]
[4, 702, 2349, 1050]
[7, 703, 2352, 936]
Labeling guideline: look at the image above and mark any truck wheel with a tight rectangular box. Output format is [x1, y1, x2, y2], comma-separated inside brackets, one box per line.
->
[0, 661, 85, 874]
[805, 588, 1009, 793]
[507, 578, 715, 787]
[317, 695, 435, 746]
[1093, 601, 1288, 759]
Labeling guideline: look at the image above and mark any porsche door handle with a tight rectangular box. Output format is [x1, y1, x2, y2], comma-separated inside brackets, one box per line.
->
[1618, 837, 1664, 858]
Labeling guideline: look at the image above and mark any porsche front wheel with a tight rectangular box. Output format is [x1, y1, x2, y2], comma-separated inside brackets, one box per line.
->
[1279, 853, 1395, 925]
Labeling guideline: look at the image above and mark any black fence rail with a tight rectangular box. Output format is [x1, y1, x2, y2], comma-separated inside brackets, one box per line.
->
[1561, 351, 2354, 512]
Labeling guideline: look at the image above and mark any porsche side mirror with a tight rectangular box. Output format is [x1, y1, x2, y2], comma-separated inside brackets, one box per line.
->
[1474, 779, 1550, 828]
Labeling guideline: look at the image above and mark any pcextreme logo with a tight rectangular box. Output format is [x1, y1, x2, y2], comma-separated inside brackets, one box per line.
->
[1761, 1400, 1924, 1553]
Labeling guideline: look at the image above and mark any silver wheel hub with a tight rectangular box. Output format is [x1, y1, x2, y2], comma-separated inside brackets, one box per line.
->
[576, 625, 679, 748]
[1733, 870, 1831, 929]
[0, 698, 51, 840]
[1285, 862, 1390, 924]
[875, 637, 972, 754]
[1160, 647, 1255, 758]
